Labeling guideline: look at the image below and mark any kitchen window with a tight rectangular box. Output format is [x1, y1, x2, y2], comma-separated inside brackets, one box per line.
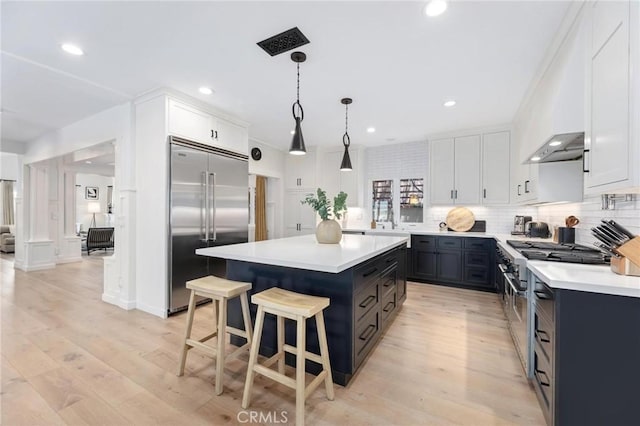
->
[372, 179, 393, 222]
[400, 178, 423, 223]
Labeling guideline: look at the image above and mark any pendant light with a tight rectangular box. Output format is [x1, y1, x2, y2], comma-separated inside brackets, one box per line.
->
[289, 51, 307, 155]
[340, 97, 353, 171]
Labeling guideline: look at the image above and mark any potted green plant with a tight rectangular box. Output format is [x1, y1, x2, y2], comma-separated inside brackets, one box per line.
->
[302, 188, 348, 244]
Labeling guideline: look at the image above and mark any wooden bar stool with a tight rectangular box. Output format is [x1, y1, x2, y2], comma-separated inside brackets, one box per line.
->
[177, 275, 253, 395]
[242, 287, 334, 426]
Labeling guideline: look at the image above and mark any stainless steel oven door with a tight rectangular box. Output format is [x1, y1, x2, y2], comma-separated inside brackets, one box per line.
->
[505, 272, 528, 374]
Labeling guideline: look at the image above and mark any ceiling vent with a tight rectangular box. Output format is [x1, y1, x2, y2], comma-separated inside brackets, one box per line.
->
[257, 27, 310, 56]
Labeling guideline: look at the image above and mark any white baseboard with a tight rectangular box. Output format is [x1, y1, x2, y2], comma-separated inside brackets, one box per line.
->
[56, 256, 82, 264]
[14, 262, 56, 272]
[135, 301, 167, 319]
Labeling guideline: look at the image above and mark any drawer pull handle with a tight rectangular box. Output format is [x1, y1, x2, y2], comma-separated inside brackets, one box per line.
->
[536, 329, 551, 343]
[535, 369, 551, 387]
[386, 257, 395, 263]
[359, 295, 376, 309]
[534, 290, 553, 300]
[359, 324, 376, 341]
[383, 301, 395, 313]
[383, 278, 394, 287]
[362, 267, 378, 278]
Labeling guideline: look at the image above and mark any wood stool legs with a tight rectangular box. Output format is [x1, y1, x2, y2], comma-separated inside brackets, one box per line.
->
[177, 290, 197, 376]
[215, 297, 227, 395]
[295, 315, 306, 426]
[242, 305, 265, 410]
[316, 311, 334, 401]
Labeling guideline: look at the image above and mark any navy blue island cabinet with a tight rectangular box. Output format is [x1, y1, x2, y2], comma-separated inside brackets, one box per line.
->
[225, 244, 407, 386]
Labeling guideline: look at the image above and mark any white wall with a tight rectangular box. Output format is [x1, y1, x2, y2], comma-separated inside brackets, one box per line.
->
[75, 174, 115, 231]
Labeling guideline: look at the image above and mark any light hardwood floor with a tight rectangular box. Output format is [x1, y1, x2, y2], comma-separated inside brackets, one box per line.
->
[1, 255, 545, 425]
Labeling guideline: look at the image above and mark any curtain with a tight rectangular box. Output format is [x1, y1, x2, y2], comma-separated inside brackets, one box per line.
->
[255, 176, 268, 241]
[1, 181, 14, 225]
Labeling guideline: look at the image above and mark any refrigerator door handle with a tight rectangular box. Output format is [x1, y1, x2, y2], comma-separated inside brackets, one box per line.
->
[202, 171, 209, 242]
[209, 172, 217, 241]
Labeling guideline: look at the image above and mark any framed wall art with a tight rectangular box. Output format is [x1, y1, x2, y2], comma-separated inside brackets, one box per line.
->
[85, 186, 99, 200]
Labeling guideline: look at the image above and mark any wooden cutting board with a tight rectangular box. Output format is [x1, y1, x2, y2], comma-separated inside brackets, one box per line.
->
[446, 207, 475, 232]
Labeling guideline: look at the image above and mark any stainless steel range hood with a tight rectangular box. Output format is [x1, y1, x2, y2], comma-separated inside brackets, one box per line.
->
[525, 132, 585, 164]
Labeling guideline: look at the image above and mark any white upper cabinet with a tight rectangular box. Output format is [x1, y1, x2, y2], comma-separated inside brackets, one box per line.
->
[430, 135, 481, 205]
[168, 99, 213, 144]
[284, 150, 317, 189]
[585, 0, 639, 193]
[168, 99, 248, 156]
[482, 131, 511, 204]
[429, 138, 455, 204]
[216, 118, 249, 155]
[454, 135, 482, 204]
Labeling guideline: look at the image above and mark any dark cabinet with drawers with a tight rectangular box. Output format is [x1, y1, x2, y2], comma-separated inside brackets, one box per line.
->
[410, 235, 495, 291]
[352, 245, 406, 369]
[531, 274, 640, 425]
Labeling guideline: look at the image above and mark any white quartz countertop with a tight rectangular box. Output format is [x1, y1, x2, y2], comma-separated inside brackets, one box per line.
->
[196, 234, 408, 274]
[527, 261, 640, 298]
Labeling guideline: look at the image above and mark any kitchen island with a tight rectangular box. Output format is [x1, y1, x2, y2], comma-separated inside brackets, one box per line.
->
[196, 234, 408, 385]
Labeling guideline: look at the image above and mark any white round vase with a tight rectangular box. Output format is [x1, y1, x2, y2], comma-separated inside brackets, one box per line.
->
[316, 219, 342, 244]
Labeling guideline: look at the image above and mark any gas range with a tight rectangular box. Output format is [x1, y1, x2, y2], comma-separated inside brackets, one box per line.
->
[506, 240, 610, 265]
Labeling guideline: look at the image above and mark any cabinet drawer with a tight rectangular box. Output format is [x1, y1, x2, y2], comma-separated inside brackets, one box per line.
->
[437, 237, 462, 250]
[380, 250, 399, 269]
[463, 238, 493, 251]
[380, 265, 397, 297]
[354, 309, 380, 368]
[533, 348, 554, 426]
[354, 281, 379, 323]
[354, 260, 381, 290]
[381, 290, 397, 324]
[464, 251, 490, 267]
[534, 310, 554, 364]
[411, 235, 436, 251]
[534, 281, 555, 323]
[464, 266, 491, 286]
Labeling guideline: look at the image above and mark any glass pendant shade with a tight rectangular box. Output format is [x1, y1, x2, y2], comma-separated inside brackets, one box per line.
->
[289, 117, 306, 155]
[340, 147, 352, 171]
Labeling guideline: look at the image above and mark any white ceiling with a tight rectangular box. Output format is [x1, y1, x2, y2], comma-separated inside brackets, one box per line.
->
[1, 1, 570, 151]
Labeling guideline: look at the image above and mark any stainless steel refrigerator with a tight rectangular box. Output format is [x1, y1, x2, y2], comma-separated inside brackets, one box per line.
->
[168, 136, 248, 314]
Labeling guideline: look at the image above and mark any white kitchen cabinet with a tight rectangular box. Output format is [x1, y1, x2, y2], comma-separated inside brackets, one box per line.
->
[318, 149, 361, 207]
[285, 150, 317, 189]
[168, 99, 214, 144]
[168, 99, 248, 156]
[216, 118, 248, 155]
[430, 135, 481, 205]
[284, 190, 316, 237]
[481, 131, 511, 204]
[585, 0, 639, 193]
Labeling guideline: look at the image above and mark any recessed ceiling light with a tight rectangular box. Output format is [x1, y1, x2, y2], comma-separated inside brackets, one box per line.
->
[549, 140, 562, 147]
[367, 127, 376, 133]
[531, 156, 541, 162]
[290, 130, 295, 135]
[85, 160, 92, 164]
[424, 0, 448, 17]
[61, 43, 84, 56]
[199, 87, 213, 95]
[444, 100, 456, 107]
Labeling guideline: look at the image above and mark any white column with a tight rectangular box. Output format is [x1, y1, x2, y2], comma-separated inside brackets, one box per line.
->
[17, 163, 56, 271]
[57, 168, 82, 264]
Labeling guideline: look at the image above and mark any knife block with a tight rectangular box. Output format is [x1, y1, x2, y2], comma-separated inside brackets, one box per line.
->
[611, 237, 640, 277]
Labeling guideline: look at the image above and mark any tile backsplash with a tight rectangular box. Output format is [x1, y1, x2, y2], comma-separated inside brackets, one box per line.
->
[537, 195, 639, 245]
